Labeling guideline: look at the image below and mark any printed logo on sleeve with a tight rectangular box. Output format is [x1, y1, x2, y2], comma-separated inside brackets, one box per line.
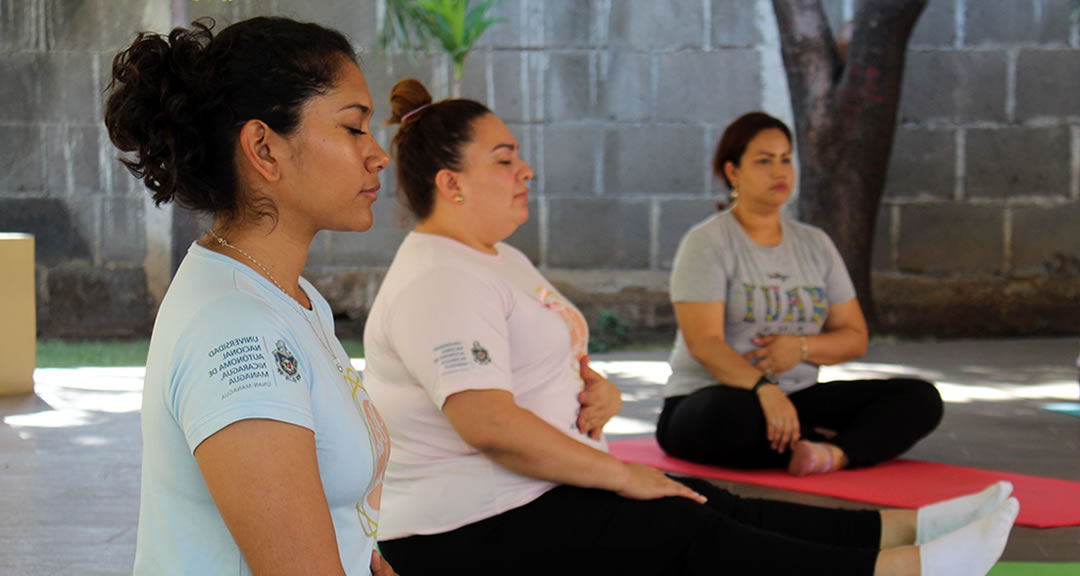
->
[273, 340, 302, 383]
[471, 341, 491, 365]
[207, 335, 273, 400]
[433, 341, 472, 377]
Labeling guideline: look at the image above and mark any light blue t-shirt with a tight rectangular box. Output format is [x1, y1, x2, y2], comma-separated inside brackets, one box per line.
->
[134, 243, 389, 575]
[666, 210, 857, 397]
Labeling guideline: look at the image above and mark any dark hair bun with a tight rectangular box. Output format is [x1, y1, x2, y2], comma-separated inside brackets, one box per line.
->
[104, 20, 220, 210]
[387, 78, 434, 125]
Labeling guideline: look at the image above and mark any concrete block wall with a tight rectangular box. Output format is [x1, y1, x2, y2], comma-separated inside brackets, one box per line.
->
[294, 0, 778, 336]
[2, 0, 1077, 338]
[870, 0, 1080, 335]
[0, 0, 169, 337]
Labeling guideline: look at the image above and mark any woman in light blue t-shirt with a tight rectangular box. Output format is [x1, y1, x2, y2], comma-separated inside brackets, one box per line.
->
[657, 112, 944, 477]
[105, 17, 394, 576]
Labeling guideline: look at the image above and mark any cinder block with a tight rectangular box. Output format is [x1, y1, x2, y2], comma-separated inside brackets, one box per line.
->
[543, 125, 602, 195]
[883, 127, 955, 199]
[0, 0, 35, 51]
[897, 204, 1004, 275]
[604, 126, 705, 195]
[609, 0, 704, 50]
[38, 52, 99, 123]
[598, 51, 651, 122]
[545, 0, 595, 47]
[966, 126, 1070, 199]
[45, 125, 102, 196]
[964, 0, 1071, 45]
[1015, 50, 1080, 119]
[909, 0, 956, 47]
[44, 266, 153, 337]
[1011, 204, 1080, 275]
[480, 0, 542, 49]
[0, 53, 41, 122]
[458, 50, 489, 105]
[0, 198, 94, 265]
[658, 199, 717, 269]
[899, 51, 1007, 123]
[45, 0, 166, 52]
[547, 197, 650, 268]
[871, 204, 893, 272]
[711, 0, 759, 47]
[545, 52, 593, 121]
[0, 125, 44, 193]
[656, 50, 760, 124]
[274, 0, 378, 41]
[101, 198, 146, 263]
[491, 52, 527, 123]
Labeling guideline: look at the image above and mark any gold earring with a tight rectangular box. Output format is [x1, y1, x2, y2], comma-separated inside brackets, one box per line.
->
[453, 194, 464, 204]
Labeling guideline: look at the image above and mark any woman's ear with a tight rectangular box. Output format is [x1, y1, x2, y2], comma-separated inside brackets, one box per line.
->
[237, 119, 283, 184]
[433, 168, 461, 203]
[723, 161, 738, 190]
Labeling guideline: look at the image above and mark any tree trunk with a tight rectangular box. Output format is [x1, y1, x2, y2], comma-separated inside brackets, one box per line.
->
[772, 0, 926, 328]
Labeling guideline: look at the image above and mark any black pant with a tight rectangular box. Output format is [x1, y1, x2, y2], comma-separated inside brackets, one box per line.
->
[379, 477, 880, 575]
[656, 379, 943, 469]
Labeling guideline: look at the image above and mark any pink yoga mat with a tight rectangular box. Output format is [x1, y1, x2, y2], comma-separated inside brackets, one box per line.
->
[609, 437, 1080, 528]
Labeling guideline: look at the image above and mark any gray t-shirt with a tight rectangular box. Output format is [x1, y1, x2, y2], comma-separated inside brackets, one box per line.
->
[665, 210, 856, 397]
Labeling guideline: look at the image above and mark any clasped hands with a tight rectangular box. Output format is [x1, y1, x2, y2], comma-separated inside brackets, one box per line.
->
[576, 355, 622, 440]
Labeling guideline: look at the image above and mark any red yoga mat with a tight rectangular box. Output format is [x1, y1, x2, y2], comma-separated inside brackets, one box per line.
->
[608, 437, 1080, 528]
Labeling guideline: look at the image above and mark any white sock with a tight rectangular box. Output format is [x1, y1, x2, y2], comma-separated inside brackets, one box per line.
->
[916, 481, 1013, 545]
[919, 497, 1019, 576]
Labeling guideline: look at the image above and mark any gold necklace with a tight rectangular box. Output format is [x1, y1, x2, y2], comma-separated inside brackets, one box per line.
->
[208, 230, 289, 295]
[208, 229, 344, 374]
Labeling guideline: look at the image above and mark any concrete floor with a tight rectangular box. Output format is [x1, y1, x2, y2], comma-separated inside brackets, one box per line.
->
[1, 338, 1078, 574]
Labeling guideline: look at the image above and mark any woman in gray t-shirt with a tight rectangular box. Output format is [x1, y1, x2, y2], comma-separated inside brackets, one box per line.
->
[656, 112, 943, 476]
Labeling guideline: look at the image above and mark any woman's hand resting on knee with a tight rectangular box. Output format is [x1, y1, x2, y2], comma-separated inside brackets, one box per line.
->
[614, 463, 707, 504]
[755, 385, 801, 453]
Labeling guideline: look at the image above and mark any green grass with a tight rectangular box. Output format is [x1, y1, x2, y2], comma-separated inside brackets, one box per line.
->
[37, 339, 151, 368]
[36, 338, 366, 368]
[988, 563, 1080, 576]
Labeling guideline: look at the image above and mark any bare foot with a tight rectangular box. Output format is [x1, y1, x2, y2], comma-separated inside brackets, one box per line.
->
[788, 440, 844, 477]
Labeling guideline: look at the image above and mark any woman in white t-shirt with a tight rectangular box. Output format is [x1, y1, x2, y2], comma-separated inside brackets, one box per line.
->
[657, 112, 943, 477]
[364, 79, 1018, 576]
[105, 17, 393, 576]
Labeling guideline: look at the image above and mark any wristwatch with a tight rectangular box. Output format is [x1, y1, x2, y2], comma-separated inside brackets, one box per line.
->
[751, 372, 778, 393]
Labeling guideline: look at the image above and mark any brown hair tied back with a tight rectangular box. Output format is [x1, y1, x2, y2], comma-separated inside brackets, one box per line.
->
[387, 78, 491, 220]
[104, 17, 356, 224]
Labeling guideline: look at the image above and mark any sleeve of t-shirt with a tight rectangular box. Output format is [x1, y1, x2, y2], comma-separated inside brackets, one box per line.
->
[818, 230, 857, 305]
[387, 267, 513, 409]
[169, 295, 315, 454]
[670, 225, 729, 303]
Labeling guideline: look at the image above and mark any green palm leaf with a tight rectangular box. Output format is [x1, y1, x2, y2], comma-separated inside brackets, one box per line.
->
[375, 0, 502, 88]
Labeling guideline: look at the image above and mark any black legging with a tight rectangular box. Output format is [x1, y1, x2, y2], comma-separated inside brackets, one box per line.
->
[656, 378, 944, 469]
[379, 476, 881, 575]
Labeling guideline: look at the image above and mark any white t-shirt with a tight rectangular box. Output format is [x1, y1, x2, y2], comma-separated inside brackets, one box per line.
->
[134, 244, 390, 576]
[364, 232, 604, 539]
[666, 210, 857, 397]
